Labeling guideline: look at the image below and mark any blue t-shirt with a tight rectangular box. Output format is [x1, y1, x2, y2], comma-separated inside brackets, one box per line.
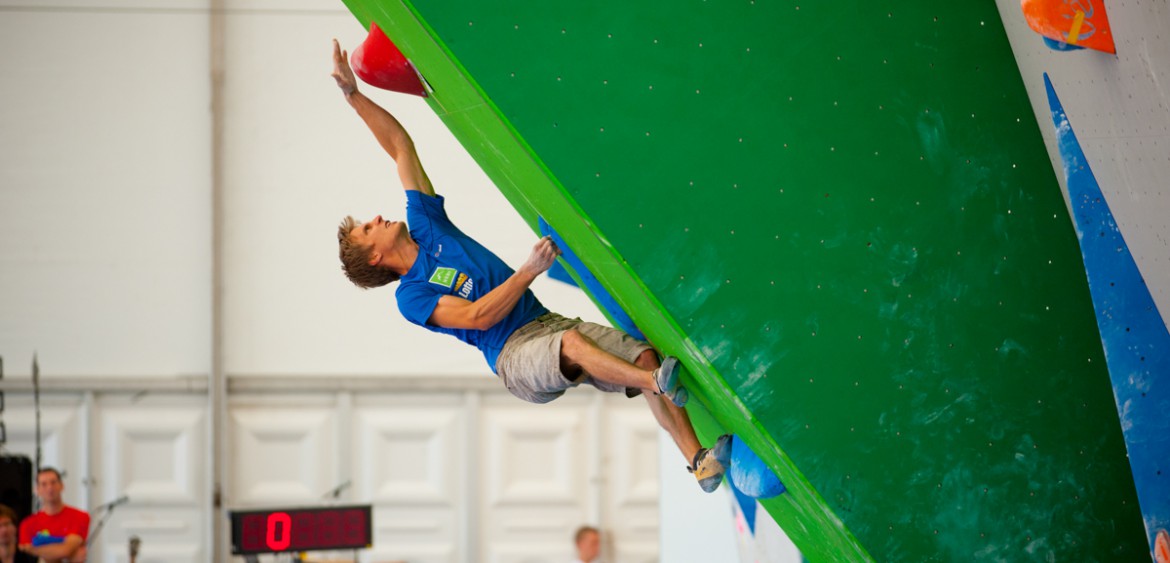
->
[396, 190, 549, 372]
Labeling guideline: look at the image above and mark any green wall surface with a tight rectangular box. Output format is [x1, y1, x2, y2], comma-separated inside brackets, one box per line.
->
[339, 1, 1148, 560]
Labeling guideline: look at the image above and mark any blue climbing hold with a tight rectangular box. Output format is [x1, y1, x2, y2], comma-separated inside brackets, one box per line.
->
[729, 435, 786, 499]
[538, 217, 646, 341]
[1043, 36, 1085, 51]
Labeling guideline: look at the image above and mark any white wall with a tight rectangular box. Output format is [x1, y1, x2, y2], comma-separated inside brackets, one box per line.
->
[658, 430, 739, 562]
[0, 1, 212, 378]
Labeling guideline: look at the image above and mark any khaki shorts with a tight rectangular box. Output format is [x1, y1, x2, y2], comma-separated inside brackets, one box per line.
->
[495, 312, 653, 404]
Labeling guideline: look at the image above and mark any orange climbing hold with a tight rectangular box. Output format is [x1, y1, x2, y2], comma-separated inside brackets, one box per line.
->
[350, 22, 428, 97]
[1021, 0, 1116, 54]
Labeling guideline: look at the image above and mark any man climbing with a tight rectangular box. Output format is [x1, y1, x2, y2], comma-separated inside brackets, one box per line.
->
[330, 39, 730, 491]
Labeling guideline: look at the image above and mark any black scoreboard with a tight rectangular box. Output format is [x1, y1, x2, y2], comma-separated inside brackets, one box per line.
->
[229, 505, 372, 554]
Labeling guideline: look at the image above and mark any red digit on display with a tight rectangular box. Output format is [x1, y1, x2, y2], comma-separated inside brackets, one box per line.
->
[266, 512, 292, 551]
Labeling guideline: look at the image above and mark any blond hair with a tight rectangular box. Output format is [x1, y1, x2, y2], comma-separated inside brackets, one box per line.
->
[338, 216, 399, 288]
[574, 525, 599, 544]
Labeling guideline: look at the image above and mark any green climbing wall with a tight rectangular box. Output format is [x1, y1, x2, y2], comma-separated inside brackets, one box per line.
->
[340, 1, 1148, 560]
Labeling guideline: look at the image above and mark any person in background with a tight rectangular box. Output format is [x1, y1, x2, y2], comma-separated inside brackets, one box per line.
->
[572, 525, 601, 563]
[0, 504, 36, 563]
[18, 468, 87, 562]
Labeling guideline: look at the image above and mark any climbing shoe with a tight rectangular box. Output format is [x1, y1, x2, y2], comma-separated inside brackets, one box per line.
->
[653, 356, 688, 407]
[689, 434, 733, 493]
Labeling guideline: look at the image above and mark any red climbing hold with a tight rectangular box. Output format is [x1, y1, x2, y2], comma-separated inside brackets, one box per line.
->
[1021, 0, 1116, 54]
[350, 22, 428, 97]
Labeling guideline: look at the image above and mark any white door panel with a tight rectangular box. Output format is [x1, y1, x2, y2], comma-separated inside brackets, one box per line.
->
[100, 402, 205, 505]
[92, 395, 207, 563]
[229, 404, 338, 506]
[3, 394, 87, 501]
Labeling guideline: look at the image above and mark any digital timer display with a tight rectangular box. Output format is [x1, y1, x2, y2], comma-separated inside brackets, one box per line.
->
[229, 505, 372, 554]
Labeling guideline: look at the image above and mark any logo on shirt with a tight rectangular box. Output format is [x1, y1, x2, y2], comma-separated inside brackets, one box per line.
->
[429, 267, 457, 288]
[454, 273, 473, 298]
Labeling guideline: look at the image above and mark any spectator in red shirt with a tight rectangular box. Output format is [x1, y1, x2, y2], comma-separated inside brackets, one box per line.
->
[18, 468, 88, 562]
